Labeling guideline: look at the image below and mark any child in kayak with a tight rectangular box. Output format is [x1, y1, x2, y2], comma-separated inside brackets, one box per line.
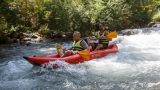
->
[55, 43, 64, 57]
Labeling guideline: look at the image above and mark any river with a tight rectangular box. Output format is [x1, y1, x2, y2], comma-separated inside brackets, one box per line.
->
[0, 27, 160, 90]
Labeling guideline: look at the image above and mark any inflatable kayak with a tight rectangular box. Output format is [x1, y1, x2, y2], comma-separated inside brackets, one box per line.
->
[23, 44, 118, 66]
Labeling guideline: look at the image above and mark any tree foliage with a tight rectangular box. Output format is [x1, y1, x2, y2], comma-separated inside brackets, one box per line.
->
[0, 0, 159, 36]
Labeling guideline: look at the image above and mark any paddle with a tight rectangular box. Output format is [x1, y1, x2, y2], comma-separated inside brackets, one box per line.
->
[78, 49, 91, 60]
[106, 31, 117, 41]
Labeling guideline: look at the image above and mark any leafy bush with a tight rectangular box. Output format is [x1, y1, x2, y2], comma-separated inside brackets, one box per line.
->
[152, 11, 160, 22]
[0, 0, 159, 44]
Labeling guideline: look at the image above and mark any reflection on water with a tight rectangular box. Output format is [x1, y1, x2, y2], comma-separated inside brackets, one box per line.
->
[0, 28, 160, 90]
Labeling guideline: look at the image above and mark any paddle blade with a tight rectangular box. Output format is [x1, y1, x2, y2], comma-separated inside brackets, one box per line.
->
[106, 31, 117, 41]
[78, 50, 90, 60]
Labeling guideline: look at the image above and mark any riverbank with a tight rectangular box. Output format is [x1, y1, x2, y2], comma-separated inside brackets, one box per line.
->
[0, 22, 160, 45]
[0, 30, 74, 45]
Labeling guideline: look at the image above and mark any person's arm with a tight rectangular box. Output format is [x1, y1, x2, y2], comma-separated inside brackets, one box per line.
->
[101, 30, 109, 39]
[95, 31, 100, 39]
[67, 47, 73, 50]
[67, 42, 74, 50]
[80, 40, 88, 49]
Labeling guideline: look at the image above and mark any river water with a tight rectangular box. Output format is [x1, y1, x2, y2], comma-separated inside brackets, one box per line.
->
[0, 27, 160, 90]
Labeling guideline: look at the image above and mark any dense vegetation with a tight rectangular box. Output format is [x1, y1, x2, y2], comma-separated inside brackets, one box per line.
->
[0, 0, 160, 43]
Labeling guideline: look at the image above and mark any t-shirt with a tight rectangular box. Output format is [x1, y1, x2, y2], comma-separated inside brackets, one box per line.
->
[80, 39, 88, 49]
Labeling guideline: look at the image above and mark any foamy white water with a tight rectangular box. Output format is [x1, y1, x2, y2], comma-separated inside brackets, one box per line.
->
[0, 28, 160, 90]
[62, 29, 160, 89]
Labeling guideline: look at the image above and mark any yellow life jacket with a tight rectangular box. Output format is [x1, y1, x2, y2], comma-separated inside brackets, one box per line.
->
[72, 40, 84, 51]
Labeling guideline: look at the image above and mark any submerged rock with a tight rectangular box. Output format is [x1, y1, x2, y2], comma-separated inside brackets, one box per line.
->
[120, 29, 140, 35]
[148, 22, 160, 27]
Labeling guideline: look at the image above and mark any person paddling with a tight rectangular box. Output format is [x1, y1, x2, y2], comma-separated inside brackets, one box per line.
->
[56, 31, 89, 57]
[95, 22, 109, 50]
[71, 31, 89, 51]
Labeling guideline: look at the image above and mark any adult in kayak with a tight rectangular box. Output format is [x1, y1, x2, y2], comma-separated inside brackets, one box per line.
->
[56, 31, 89, 57]
[70, 31, 89, 51]
[88, 22, 109, 50]
[95, 22, 109, 50]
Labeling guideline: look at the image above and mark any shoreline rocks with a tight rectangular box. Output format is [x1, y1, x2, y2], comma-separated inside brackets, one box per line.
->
[148, 22, 160, 27]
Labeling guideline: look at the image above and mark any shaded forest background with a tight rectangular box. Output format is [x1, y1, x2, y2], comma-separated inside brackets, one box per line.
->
[0, 0, 160, 44]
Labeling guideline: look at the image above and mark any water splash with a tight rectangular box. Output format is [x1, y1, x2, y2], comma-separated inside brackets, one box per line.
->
[0, 28, 160, 90]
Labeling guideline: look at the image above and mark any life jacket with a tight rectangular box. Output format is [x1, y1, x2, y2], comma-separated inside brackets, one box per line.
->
[72, 40, 84, 51]
[97, 31, 109, 45]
